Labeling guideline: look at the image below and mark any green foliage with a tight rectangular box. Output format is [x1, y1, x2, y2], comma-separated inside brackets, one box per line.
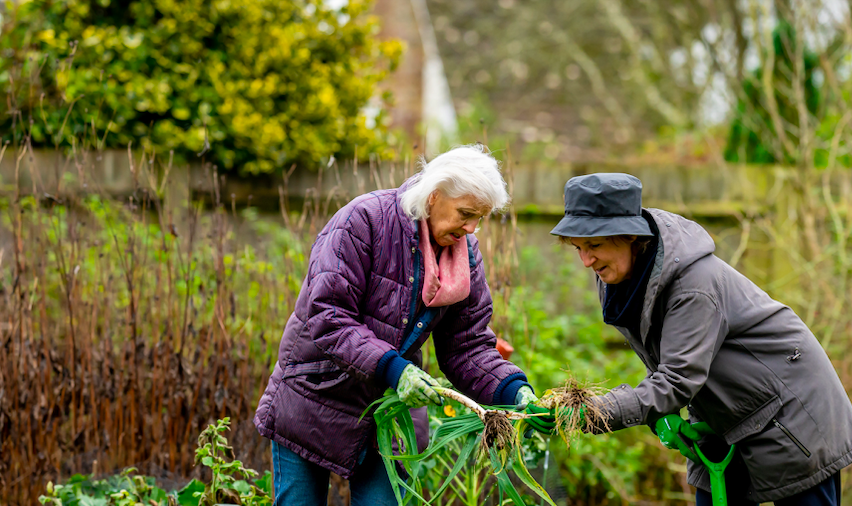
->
[724, 21, 821, 165]
[0, 192, 307, 353]
[39, 469, 167, 506]
[365, 389, 555, 506]
[38, 419, 273, 506]
[0, 0, 402, 172]
[194, 418, 272, 506]
[1, 179, 305, 502]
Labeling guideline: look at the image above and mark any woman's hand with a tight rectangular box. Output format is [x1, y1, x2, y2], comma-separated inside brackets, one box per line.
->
[514, 386, 538, 409]
[396, 365, 443, 408]
[524, 405, 557, 434]
[524, 403, 586, 436]
[653, 414, 714, 461]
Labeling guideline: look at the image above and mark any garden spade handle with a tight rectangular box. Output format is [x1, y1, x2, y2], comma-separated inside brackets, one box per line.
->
[657, 416, 735, 506]
[693, 440, 736, 506]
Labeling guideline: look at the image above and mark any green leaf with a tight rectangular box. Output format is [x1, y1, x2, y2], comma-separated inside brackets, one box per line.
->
[78, 496, 105, 506]
[176, 479, 206, 506]
[428, 433, 478, 502]
[234, 480, 252, 495]
[419, 417, 483, 459]
[361, 389, 397, 417]
[511, 443, 557, 506]
[489, 447, 526, 506]
[376, 423, 406, 506]
[395, 476, 431, 506]
[255, 471, 273, 495]
[395, 408, 420, 463]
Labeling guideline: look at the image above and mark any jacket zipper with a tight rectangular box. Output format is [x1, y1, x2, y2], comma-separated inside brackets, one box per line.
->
[403, 248, 421, 339]
[772, 418, 811, 457]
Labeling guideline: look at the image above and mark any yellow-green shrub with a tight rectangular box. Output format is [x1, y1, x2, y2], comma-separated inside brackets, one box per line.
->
[0, 0, 402, 172]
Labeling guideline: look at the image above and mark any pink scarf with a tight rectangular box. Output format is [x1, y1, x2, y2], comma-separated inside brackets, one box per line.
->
[419, 219, 471, 307]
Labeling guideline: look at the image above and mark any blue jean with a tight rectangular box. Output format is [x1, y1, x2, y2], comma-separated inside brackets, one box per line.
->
[696, 472, 841, 506]
[272, 440, 398, 506]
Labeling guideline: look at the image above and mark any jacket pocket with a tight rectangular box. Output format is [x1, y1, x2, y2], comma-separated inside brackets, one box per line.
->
[771, 417, 811, 457]
[722, 395, 782, 445]
[283, 359, 339, 377]
[283, 359, 350, 390]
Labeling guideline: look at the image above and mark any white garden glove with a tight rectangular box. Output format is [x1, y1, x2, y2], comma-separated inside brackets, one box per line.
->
[396, 364, 443, 408]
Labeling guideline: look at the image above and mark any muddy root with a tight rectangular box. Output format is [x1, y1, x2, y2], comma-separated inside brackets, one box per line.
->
[538, 378, 611, 447]
[480, 410, 516, 456]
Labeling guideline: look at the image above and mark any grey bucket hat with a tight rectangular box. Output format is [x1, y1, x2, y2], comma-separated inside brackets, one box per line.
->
[550, 173, 654, 238]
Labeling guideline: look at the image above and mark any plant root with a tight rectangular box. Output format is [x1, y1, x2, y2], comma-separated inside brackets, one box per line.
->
[480, 410, 515, 457]
[431, 385, 528, 458]
[538, 377, 611, 448]
[433, 386, 486, 418]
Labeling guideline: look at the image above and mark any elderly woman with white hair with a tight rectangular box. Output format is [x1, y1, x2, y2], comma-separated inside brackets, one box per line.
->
[254, 145, 537, 506]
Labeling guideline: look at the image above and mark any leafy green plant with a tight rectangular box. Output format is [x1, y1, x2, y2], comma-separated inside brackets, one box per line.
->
[37, 419, 273, 506]
[418, 407, 500, 506]
[363, 387, 556, 506]
[724, 21, 822, 165]
[39, 468, 168, 506]
[193, 418, 272, 506]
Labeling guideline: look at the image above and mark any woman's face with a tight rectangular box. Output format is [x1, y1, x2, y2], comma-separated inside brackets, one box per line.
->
[427, 191, 491, 247]
[569, 236, 636, 284]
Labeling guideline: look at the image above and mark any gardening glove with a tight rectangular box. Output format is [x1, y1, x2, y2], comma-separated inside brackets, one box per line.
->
[514, 387, 540, 438]
[396, 364, 443, 408]
[654, 414, 714, 462]
[513, 386, 538, 409]
[435, 376, 454, 389]
[523, 404, 555, 438]
[523, 404, 586, 437]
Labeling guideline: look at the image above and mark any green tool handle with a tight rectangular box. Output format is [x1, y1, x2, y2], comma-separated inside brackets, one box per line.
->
[656, 416, 735, 506]
[693, 442, 736, 506]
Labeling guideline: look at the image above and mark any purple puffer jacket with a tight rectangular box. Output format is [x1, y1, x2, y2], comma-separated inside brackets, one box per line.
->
[254, 178, 529, 478]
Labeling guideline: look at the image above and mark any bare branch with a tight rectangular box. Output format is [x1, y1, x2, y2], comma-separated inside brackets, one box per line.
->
[558, 32, 635, 139]
[599, 0, 689, 127]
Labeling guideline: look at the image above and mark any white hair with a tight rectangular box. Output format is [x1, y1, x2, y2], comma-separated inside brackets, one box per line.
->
[400, 144, 510, 220]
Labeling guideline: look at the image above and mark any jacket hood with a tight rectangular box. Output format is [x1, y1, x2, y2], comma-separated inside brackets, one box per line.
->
[637, 208, 715, 341]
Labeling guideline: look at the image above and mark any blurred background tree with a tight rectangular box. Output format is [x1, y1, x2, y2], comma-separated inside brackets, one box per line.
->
[724, 20, 822, 164]
[427, 0, 712, 160]
[427, 0, 851, 166]
[0, 0, 403, 172]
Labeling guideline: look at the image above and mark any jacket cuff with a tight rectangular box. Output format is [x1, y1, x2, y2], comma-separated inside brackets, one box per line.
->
[376, 350, 412, 389]
[492, 372, 530, 406]
[590, 383, 642, 432]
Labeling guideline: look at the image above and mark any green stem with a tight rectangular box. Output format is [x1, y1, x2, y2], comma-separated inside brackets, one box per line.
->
[211, 439, 219, 498]
[466, 467, 478, 506]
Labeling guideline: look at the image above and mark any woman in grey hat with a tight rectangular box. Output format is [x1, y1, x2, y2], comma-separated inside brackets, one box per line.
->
[528, 173, 852, 506]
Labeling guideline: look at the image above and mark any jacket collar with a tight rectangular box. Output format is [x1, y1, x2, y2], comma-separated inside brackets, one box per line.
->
[394, 175, 421, 246]
[637, 208, 715, 342]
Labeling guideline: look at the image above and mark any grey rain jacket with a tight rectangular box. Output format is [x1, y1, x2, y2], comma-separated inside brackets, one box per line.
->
[591, 208, 852, 501]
